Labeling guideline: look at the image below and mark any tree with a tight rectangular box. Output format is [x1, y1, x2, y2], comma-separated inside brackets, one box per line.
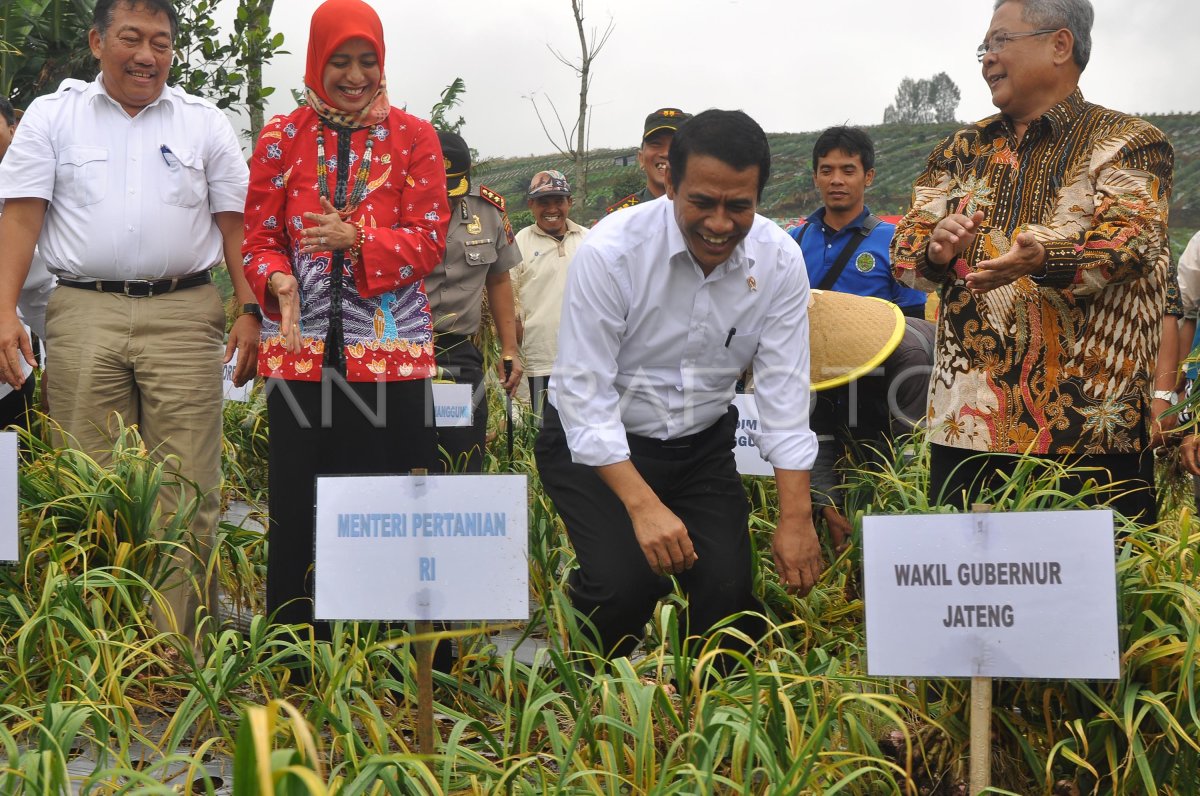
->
[928, 72, 961, 124]
[172, 0, 285, 143]
[429, 77, 467, 136]
[883, 72, 960, 125]
[527, 0, 613, 210]
[1, 0, 96, 107]
[0, 0, 283, 144]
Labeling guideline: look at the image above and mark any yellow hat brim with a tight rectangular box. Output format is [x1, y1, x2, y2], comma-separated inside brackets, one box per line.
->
[808, 291, 907, 392]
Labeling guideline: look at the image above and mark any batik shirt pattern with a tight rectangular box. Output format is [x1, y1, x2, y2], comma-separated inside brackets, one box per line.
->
[243, 106, 449, 382]
[892, 90, 1173, 455]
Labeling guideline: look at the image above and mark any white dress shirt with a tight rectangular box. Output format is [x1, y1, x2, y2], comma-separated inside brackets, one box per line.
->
[550, 196, 818, 470]
[0, 75, 248, 280]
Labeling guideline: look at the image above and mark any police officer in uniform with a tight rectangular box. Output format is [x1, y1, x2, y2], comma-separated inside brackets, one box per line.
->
[606, 107, 691, 215]
[424, 131, 522, 472]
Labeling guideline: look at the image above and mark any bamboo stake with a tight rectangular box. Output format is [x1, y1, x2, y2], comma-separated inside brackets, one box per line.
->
[411, 468, 436, 757]
[970, 503, 992, 794]
[970, 675, 992, 793]
[415, 619, 435, 755]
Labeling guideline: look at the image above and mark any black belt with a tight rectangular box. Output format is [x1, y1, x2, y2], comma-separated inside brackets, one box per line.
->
[58, 271, 212, 297]
[625, 407, 736, 461]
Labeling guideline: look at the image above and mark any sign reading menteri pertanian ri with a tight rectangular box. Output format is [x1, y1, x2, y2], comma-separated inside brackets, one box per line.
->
[863, 510, 1119, 680]
[314, 474, 528, 621]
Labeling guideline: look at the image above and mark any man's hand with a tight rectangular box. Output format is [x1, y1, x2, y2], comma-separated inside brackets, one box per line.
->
[628, 498, 698, 576]
[498, 354, 523, 396]
[964, 230, 1047, 293]
[928, 209, 985, 267]
[1182, 434, 1200, 476]
[224, 312, 261, 387]
[772, 513, 824, 596]
[1149, 397, 1179, 449]
[269, 272, 303, 354]
[0, 310, 35, 389]
[819, 505, 853, 555]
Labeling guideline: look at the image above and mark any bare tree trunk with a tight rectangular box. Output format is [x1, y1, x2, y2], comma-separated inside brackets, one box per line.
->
[246, 0, 276, 144]
[527, 0, 612, 215]
[572, 0, 589, 208]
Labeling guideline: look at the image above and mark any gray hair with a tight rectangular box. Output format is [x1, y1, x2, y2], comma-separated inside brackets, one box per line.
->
[993, 0, 1093, 70]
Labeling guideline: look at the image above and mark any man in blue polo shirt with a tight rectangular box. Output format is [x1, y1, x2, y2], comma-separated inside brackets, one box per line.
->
[789, 126, 925, 315]
[789, 126, 933, 551]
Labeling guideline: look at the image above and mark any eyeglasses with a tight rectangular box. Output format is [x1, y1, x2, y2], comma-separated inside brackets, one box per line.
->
[976, 29, 1059, 61]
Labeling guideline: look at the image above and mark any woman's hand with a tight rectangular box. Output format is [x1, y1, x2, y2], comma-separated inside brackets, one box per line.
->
[302, 196, 358, 254]
[269, 272, 303, 354]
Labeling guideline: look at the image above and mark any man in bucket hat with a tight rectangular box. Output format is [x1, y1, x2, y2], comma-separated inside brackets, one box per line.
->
[513, 170, 587, 414]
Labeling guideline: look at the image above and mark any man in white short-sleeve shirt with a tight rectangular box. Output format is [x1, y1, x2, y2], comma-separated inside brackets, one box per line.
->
[535, 109, 822, 663]
[0, 0, 262, 643]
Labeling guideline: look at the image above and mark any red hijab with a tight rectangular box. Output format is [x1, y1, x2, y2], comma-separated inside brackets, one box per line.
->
[304, 0, 389, 128]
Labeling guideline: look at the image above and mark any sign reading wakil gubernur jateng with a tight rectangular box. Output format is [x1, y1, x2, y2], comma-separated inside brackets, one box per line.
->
[314, 474, 528, 621]
[863, 510, 1119, 679]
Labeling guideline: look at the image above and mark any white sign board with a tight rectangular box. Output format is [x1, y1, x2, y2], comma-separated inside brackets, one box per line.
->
[221, 348, 253, 403]
[314, 473, 528, 621]
[731, 393, 773, 477]
[0, 433, 17, 561]
[863, 510, 1119, 679]
[0, 325, 35, 401]
[431, 383, 473, 428]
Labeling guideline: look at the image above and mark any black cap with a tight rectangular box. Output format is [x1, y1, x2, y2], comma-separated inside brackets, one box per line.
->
[438, 130, 471, 197]
[642, 107, 690, 141]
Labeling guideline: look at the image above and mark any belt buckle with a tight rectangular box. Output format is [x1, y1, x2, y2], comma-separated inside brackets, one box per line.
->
[123, 280, 155, 297]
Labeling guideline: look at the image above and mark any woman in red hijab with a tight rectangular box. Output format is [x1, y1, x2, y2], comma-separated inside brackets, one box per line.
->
[243, 0, 448, 648]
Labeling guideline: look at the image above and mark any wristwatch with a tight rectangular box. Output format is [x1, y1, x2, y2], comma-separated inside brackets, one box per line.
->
[240, 303, 263, 322]
[1153, 390, 1178, 403]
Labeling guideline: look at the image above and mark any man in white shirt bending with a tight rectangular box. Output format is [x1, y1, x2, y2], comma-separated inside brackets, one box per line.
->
[0, 0, 261, 643]
[535, 109, 822, 663]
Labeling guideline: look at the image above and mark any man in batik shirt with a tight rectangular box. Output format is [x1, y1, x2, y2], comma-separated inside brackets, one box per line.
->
[891, 0, 1173, 522]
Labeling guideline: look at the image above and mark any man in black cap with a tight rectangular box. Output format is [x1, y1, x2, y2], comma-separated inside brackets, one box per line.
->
[423, 130, 522, 473]
[606, 107, 691, 215]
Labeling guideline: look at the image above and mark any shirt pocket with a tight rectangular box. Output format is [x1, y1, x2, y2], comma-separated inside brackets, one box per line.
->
[159, 148, 208, 208]
[55, 145, 108, 207]
[721, 327, 761, 367]
[463, 241, 498, 270]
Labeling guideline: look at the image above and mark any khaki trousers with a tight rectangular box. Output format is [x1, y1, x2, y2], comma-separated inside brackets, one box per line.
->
[45, 282, 225, 642]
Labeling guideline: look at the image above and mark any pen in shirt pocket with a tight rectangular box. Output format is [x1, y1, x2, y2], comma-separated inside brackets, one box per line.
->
[160, 145, 180, 168]
[724, 327, 736, 348]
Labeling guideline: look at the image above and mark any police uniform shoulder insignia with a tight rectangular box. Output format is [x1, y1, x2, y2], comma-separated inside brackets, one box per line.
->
[605, 192, 641, 215]
[478, 185, 506, 212]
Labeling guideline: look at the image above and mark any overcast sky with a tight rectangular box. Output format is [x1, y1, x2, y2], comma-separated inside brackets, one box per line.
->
[248, 0, 1199, 159]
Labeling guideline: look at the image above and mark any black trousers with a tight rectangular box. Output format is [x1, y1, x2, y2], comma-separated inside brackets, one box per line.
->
[265, 376, 437, 635]
[928, 442, 1157, 525]
[535, 404, 765, 660]
[527, 375, 550, 423]
[0, 376, 34, 433]
[434, 334, 487, 473]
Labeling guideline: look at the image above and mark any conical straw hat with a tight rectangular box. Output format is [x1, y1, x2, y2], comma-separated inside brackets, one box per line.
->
[808, 289, 906, 391]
